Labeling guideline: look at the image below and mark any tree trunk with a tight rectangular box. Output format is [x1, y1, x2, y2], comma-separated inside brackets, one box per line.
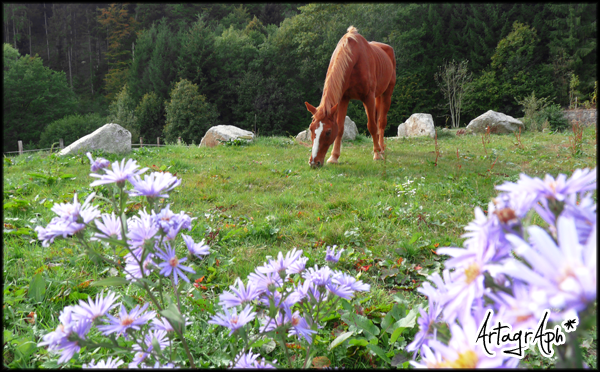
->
[68, 46, 73, 89]
[44, 3, 50, 61]
[12, 6, 17, 49]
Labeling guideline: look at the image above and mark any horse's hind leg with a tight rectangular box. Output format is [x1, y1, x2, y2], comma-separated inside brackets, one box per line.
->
[327, 98, 349, 164]
[376, 84, 394, 153]
[363, 94, 383, 160]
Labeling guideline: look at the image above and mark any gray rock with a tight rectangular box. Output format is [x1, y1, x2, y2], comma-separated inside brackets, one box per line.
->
[397, 113, 435, 138]
[296, 116, 358, 144]
[59, 123, 131, 156]
[466, 110, 524, 134]
[199, 125, 254, 147]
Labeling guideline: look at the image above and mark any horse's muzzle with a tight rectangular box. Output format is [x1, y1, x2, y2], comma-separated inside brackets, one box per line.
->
[310, 160, 322, 169]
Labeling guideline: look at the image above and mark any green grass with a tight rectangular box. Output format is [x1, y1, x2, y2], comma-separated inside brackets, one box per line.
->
[3, 127, 597, 368]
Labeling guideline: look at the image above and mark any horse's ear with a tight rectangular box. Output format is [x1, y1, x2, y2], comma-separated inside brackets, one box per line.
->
[330, 103, 338, 116]
[305, 102, 317, 115]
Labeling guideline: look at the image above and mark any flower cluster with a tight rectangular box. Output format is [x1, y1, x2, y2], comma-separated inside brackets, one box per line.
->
[36, 154, 209, 367]
[209, 247, 370, 368]
[407, 168, 596, 368]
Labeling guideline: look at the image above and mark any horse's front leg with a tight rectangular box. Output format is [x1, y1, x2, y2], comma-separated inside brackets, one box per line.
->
[363, 95, 383, 160]
[327, 98, 349, 164]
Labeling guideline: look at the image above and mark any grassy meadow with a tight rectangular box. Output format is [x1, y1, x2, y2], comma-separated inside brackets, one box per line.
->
[3, 126, 597, 368]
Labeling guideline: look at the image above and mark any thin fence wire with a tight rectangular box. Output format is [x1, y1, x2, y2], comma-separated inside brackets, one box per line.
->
[4, 143, 169, 156]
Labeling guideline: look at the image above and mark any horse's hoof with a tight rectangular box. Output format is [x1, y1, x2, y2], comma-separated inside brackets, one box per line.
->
[327, 157, 339, 164]
[373, 152, 384, 160]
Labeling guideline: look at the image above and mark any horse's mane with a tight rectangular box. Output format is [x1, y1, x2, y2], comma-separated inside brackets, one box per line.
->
[319, 26, 359, 116]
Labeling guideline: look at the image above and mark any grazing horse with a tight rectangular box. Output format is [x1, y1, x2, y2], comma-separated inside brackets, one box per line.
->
[305, 26, 396, 168]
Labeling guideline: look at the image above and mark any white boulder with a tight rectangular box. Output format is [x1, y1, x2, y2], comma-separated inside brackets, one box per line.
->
[466, 110, 524, 134]
[397, 113, 435, 138]
[199, 125, 254, 147]
[296, 116, 358, 144]
[59, 123, 131, 156]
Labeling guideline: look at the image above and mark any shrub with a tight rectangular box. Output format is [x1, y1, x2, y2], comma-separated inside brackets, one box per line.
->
[538, 103, 569, 132]
[107, 84, 139, 141]
[163, 79, 220, 144]
[135, 92, 165, 144]
[38, 113, 107, 149]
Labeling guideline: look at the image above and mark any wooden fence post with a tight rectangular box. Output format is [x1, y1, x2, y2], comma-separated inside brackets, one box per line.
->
[59, 138, 64, 149]
[18, 141, 23, 155]
[140, 137, 143, 148]
[177, 137, 181, 146]
[157, 137, 160, 147]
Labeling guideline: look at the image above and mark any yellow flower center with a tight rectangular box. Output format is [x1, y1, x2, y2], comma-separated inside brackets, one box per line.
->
[439, 350, 479, 368]
[464, 262, 481, 285]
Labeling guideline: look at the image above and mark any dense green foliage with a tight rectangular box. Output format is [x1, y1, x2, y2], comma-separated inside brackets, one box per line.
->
[3, 44, 77, 152]
[163, 79, 220, 144]
[38, 113, 107, 149]
[2, 3, 597, 152]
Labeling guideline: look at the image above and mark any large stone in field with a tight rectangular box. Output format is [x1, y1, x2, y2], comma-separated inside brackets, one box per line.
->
[466, 110, 524, 134]
[199, 125, 254, 147]
[296, 116, 358, 144]
[397, 113, 435, 138]
[59, 123, 131, 156]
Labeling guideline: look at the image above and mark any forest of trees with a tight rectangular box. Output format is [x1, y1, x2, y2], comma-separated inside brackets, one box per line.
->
[3, 3, 597, 152]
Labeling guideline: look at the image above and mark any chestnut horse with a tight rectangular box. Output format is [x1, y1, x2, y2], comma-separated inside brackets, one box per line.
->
[305, 26, 396, 168]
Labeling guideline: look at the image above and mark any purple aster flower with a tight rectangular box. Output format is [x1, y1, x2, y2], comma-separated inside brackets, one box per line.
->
[233, 349, 276, 368]
[256, 248, 303, 277]
[410, 312, 511, 368]
[325, 245, 344, 262]
[487, 281, 549, 330]
[291, 280, 320, 303]
[124, 252, 157, 282]
[219, 278, 262, 308]
[182, 234, 210, 259]
[127, 210, 159, 249]
[91, 213, 122, 241]
[331, 272, 370, 292]
[152, 205, 193, 240]
[129, 171, 181, 198]
[406, 298, 443, 357]
[288, 310, 317, 344]
[90, 158, 148, 187]
[140, 361, 177, 368]
[71, 290, 120, 322]
[38, 306, 93, 364]
[498, 216, 596, 313]
[287, 256, 309, 274]
[247, 271, 283, 294]
[97, 303, 156, 340]
[85, 152, 111, 173]
[258, 287, 299, 308]
[259, 306, 292, 333]
[302, 265, 333, 287]
[130, 329, 169, 368]
[560, 192, 596, 244]
[83, 356, 124, 368]
[208, 305, 256, 336]
[233, 349, 260, 368]
[35, 220, 75, 247]
[151, 317, 175, 332]
[155, 244, 195, 285]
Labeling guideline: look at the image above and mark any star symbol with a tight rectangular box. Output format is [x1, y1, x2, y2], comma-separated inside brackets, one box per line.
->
[562, 317, 578, 332]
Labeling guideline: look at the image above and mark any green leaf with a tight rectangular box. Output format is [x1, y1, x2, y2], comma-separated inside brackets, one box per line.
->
[348, 338, 368, 347]
[381, 311, 396, 333]
[329, 331, 354, 350]
[367, 344, 392, 364]
[16, 341, 36, 359]
[391, 352, 410, 367]
[160, 303, 185, 333]
[390, 326, 404, 345]
[409, 232, 422, 244]
[28, 273, 46, 303]
[151, 336, 163, 359]
[341, 312, 379, 340]
[90, 277, 129, 287]
[394, 307, 419, 329]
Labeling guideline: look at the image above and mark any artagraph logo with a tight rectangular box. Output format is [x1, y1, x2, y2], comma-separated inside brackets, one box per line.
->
[475, 309, 578, 359]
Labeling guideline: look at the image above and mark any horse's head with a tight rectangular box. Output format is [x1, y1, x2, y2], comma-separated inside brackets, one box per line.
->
[305, 102, 339, 168]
